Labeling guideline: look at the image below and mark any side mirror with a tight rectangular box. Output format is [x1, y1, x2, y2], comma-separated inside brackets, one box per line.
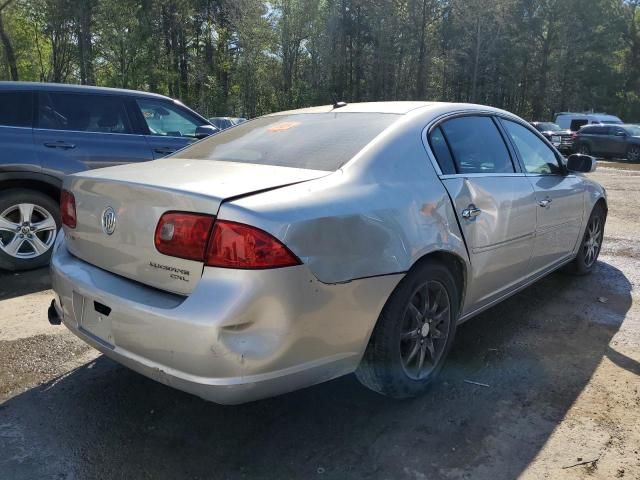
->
[566, 154, 596, 173]
[194, 124, 217, 139]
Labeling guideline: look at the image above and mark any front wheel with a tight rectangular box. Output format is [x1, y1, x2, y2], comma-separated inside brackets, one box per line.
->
[627, 145, 640, 162]
[565, 204, 605, 275]
[0, 189, 60, 271]
[356, 261, 459, 399]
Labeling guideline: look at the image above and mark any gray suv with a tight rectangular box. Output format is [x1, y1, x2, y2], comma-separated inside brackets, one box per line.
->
[0, 82, 216, 271]
[574, 124, 640, 161]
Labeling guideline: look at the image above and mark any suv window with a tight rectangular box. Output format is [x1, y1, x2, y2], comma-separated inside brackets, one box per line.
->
[502, 120, 561, 175]
[173, 113, 399, 171]
[0, 91, 32, 127]
[137, 99, 203, 138]
[583, 125, 606, 135]
[438, 116, 514, 174]
[37, 92, 132, 133]
[570, 119, 588, 131]
[609, 126, 627, 136]
[428, 126, 456, 174]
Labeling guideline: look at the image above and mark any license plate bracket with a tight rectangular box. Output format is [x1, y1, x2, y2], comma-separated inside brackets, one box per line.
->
[80, 296, 115, 347]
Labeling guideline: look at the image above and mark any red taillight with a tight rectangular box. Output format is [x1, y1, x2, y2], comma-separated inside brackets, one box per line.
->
[205, 220, 301, 269]
[154, 212, 214, 261]
[61, 190, 76, 228]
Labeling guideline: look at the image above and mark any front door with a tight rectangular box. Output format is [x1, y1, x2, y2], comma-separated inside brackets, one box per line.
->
[500, 118, 585, 273]
[34, 91, 153, 176]
[428, 115, 538, 312]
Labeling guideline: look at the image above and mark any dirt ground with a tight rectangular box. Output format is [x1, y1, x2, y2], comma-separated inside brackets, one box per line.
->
[1, 164, 639, 480]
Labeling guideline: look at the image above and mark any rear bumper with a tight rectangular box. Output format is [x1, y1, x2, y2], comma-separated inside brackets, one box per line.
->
[50, 234, 400, 404]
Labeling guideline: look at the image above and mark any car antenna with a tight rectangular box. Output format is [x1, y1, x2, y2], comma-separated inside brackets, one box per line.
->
[331, 92, 347, 109]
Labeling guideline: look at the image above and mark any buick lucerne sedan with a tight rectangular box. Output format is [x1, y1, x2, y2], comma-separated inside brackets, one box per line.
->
[49, 102, 606, 404]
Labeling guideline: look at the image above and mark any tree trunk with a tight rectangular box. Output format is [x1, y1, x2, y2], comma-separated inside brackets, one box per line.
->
[0, 13, 18, 80]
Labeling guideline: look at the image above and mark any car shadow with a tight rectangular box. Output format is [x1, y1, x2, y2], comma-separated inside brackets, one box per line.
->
[0, 267, 51, 301]
[0, 261, 632, 480]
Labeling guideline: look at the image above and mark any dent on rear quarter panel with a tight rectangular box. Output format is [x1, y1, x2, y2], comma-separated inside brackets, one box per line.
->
[217, 110, 469, 285]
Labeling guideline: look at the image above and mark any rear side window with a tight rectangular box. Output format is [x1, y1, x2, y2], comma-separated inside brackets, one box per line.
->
[439, 116, 514, 174]
[428, 127, 456, 174]
[502, 120, 561, 175]
[0, 91, 32, 127]
[174, 113, 399, 171]
[37, 92, 132, 134]
[570, 119, 588, 131]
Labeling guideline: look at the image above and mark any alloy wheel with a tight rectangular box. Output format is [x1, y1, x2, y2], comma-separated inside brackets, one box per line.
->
[0, 203, 57, 259]
[578, 145, 590, 155]
[628, 146, 640, 162]
[399, 280, 451, 380]
[583, 215, 602, 268]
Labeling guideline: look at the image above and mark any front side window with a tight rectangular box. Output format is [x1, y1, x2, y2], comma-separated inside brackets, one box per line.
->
[137, 99, 203, 138]
[37, 92, 131, 133]
[439, 116, 514, 174]
[570, 119, 588, 131]
[0, 91, 32, 127]
[502, 119, 561, 175]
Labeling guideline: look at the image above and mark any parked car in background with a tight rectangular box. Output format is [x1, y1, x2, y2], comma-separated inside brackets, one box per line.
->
[574, 124, 640, 161]
[49, 101, 606, 405]
[208, 116, 247, 130]
[530, 121, 573, 154]
[555, 112, 623, 132]
[0, 82, 217, 271]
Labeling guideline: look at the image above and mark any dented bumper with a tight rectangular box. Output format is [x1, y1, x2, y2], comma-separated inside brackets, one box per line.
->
[50, 234, 400, 404]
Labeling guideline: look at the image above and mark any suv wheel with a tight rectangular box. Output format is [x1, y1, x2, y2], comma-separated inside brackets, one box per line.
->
[627, 145, 640, 162]
[577, 144, 591, 155]
[0, 189, 60, 271]
[356, 261, 459, 399]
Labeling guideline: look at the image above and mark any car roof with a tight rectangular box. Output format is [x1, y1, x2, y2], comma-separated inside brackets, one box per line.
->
[0, 81, 171, 100]
[267, 101, 438, 116]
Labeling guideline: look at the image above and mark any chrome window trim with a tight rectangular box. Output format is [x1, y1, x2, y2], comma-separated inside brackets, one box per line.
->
[0, 125, 32, 130]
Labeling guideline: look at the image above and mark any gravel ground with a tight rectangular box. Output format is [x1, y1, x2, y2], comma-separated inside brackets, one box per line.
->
[0, 165, 639, 480]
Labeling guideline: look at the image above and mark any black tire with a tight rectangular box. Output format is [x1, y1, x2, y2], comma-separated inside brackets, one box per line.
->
[356, 261, 460, 399]
[0, 189, 60, 271]
[564, 203, 606, 275]
[627, 145, 640, 162]
[577, 143, 591, 155]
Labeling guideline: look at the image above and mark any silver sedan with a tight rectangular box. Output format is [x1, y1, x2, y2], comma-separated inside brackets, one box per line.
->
[49, 102, 606, 404]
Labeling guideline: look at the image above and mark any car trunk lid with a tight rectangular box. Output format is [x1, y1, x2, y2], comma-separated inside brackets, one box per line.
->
[63, 158, 328, 295]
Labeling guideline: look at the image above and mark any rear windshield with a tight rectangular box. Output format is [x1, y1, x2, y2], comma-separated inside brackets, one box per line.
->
[173, 112, 399, 171]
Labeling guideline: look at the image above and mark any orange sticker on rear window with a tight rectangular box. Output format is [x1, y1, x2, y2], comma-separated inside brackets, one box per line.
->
[267, 121, 300, 132]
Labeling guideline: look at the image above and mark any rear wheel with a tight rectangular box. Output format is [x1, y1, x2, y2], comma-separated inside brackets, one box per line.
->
[627, 145, 640, 162]
[0, 189, 60, 271]
[577, 143, 591, 155]
[565, 204, 605, 275]
[356, 261, 459, 399]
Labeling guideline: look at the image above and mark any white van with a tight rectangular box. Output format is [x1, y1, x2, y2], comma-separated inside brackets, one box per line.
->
[555, 112, 623, 132]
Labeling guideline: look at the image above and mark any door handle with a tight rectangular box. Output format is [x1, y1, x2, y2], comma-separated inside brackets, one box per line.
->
[154, 147, 176, 155]
[44, 141, 76, 150]
[538, 198, 552, 208]
[461, 205, 481, 220]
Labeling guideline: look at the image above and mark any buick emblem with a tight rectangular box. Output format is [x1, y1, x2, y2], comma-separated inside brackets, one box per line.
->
[101, 207, 117, 235]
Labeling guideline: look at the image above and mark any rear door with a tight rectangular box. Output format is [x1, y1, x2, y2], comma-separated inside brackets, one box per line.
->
[33, 91, 153, 176]
[500, 118, 584, 272]
[0, 90, 38, 172]
[132, 98, 205, 158]
[606, 126, 629, 157]
[429, 115, 538, 310]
